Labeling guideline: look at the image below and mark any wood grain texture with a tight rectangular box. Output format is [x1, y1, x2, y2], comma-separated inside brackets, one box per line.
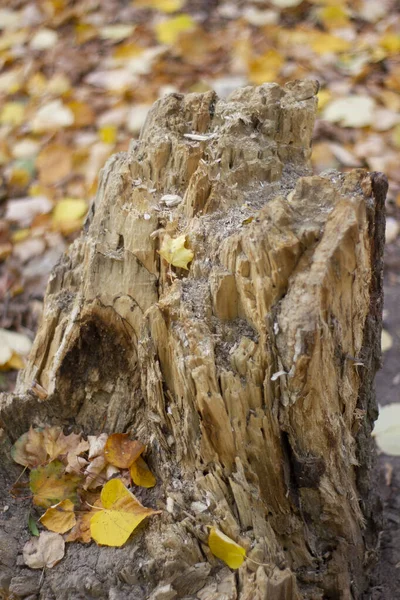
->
[0, 81, 386, 599]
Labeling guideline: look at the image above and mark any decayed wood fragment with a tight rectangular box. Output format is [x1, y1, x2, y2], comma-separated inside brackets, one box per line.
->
[0, 81, 386, 600]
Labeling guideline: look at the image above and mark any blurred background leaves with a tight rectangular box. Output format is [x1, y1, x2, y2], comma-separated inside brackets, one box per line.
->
[0, 0, 399, 383]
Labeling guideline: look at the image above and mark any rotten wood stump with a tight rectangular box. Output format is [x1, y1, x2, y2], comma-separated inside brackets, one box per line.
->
[0, 81, 387, 600]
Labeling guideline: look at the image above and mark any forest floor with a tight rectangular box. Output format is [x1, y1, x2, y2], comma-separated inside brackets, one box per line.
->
[0, 1, 399, 598]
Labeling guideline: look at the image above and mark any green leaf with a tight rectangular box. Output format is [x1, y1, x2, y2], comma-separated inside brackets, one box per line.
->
[28, 514, 39, 536]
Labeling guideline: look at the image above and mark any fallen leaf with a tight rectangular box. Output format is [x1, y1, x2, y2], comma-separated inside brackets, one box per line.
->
[36, 144, 73, 186]
[381, 329, 393, 353]
[270, 0, 302, 6]
[127, 104, 151, 135]
[11, 139, 40, 159]
[39, 499, 76, 534]
[65, 439, 90, 474]
[208, 527, 246, 569]
[23, 531, 65, 569]
[155, 14, 195, 45]
[30, 460, 82, 508]
[99, 25, 135, 41]
[65, 506, 99, 543]
[11, 427, 47, 468]
[323, 96, 375, 128]
[13, 237, 46, 264]
[88, 433, 108, 459]
[32, 100, 74, 132]
[130, 456, 156, 488]
[135, 0, 185, 12]
[104, 434, 145, 469]
[99, 125, 117, 144]
[85, 69, 137, 91]
[52, 199, 87, 234]
[83, 455, 107, 490]
[159, 234, 194, 269]
[386, 217, 399, 244]
[5, 196, 52, 227]
[75, 22, 98, 45]
[30, 28, 58, 50]
[42, 427, 83, 463]
[28, 514, 39, 537]
[318, 5, 349, 29]
[90, 478, 159, 547]
[0, 8, 21, 30]
[66, 101, 95, 128]
[0, 329, 32, 370]
[249, 50, 284, 85]
[310, 32, 350, 55]
[373, 404, 400, 456]
[0, 102, 25, 126]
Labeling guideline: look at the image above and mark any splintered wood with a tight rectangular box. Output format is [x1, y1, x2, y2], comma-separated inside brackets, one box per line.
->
[0, 81, 386, 599]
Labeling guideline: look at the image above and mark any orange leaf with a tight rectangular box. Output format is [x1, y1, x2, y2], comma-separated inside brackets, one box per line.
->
[104, 434, 145, 469]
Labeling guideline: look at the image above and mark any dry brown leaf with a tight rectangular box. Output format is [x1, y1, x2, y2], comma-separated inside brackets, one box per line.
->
[23, 531, 65, 569]
[36, 144, 73, 186]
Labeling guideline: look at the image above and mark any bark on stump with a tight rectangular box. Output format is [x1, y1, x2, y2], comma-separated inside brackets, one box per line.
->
[0, 81, 387, 600]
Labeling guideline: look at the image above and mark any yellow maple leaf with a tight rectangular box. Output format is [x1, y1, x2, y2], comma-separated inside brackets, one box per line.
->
[155, 14, 195, 45]
[39, 499, 76, 534]
[90, 479, 159, 547]
[208, 527, 246, 570]
[130, 456, 156, 488]
[159, 234, 194, 269]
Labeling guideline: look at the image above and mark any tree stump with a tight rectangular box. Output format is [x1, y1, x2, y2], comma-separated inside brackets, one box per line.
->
[0, 81, 387, 600]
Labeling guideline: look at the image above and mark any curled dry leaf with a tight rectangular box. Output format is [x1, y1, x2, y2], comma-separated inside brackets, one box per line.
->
[88, 433, 108, 459]
[11, 426, 48, 468]
[11, 426, 87, 468]
[90, 478, 160, 547]
[104, 433, 145, 469]
[208, 527, 246, 570]
[23, 531, 65, 569]
[83, 455, 107, 490]
[130, 456, 156, 488]
[39, 499, 76, 534]
[66, 501, 102, 544]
